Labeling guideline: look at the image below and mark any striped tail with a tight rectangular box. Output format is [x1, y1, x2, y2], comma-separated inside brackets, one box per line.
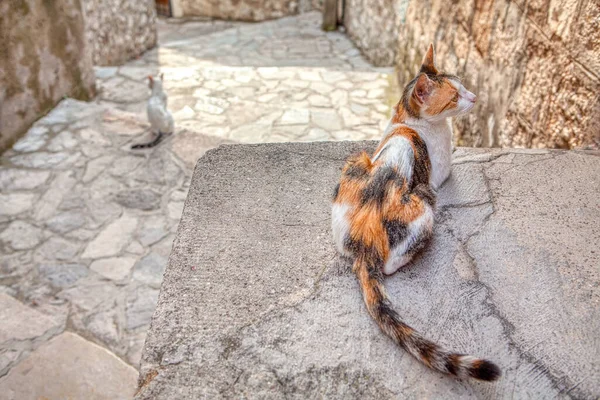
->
[353, 255, 501, 381]
[131, 132, 165, 150]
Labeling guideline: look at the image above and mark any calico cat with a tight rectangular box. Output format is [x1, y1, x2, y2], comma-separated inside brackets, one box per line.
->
[131, 74, 174, 150]
[331, 44, 500, 381]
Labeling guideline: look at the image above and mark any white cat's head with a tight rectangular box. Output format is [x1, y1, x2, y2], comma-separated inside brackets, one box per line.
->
[148, 73, 165, 92]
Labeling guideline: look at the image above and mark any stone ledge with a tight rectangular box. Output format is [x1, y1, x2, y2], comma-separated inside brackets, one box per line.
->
[136, 142, 600, 399]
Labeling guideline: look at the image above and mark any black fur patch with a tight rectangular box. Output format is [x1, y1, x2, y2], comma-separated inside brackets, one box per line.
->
[345, 237, 384, 267]
[384, 219, 408, 248]
[412, 336, 439, 365]
[445, 356, 459, 376]
[410, 136, 431, 189]
[361, 167, 397, 206]
[332, 183, 340, 201]
[413, 184, 436, 207]
[344, 163, 369, 180]
[469, 360, 501, 381]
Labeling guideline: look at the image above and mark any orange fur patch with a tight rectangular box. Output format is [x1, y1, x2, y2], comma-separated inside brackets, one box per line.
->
[350, 203, 389, 260]
[426, 80, 458, 116]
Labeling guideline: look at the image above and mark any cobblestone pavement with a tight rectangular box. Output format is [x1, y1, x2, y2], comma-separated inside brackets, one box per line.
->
[0, 11, 396, 395]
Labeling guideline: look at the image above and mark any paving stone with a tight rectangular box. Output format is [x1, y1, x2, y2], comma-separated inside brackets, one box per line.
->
[9, 152, 70, 168]
[94, 66, 118, 79]
[0, 332, 137, 400]
[108, 155, 145, 177]
[82, 213, 138, 259]
[310, 81, 334, 95]
[137, 215, 168, 247]
[0, 221, 43, 251]
[47, 130, 78, 152]
[83, 155, 115, 183]
[126, 331, 147, 367]
[89, 174, 125, 200]
[86, 309, 121, 351]
[311, 109, 342, 131]
[151, 234, 175, 258]
[11, 125, 49, 152]
[114, 188, 162, 211]
[167, 201, 185, 220]
[34, 171, 77, 221]
[300, 127, 331, 141]
[125, 240, 145, 255]
[279, 108, 310, 125]
[132, 252, 167, 289]
[307, 94, 330, 107]
[36, 237, 82, 261]
[80, 127, 112, 146]
[38, 263, 89, 289]
[90, 257, 137, 281]
[58, 279, 120, 312]
[87, 199, 123, 228]
[0, 169, 50, 191]
[0, 252, 33, 282]
[0, 193, 35, 216]
[126, 285, 159, 330]
[0, 293, 59, 343]
[46, 211, 87, 234]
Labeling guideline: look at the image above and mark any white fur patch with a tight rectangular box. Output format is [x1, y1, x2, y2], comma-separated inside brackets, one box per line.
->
[373, 135, 414, 178]
[404, 117, 452, 190]
[331, 203, 351, 256]
[383, 205, 434, 275]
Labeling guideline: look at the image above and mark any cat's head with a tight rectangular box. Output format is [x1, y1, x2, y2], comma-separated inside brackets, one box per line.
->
[401, 44, 476, 122]
[148, 73, 165, 90]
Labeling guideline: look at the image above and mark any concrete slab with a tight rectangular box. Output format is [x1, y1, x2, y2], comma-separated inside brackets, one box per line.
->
[136, 143, 600, 399]
[0, 332, 137, 400]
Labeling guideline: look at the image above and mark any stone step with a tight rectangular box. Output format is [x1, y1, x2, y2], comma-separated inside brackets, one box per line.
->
[136, 142, 600, 399]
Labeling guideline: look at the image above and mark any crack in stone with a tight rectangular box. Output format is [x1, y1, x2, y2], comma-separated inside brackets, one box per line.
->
[446, 160, 584, 399]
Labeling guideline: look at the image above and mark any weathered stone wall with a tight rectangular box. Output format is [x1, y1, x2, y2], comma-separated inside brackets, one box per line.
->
[343, 0, 401, 66]
[344, 0, 600, 149]
[82, 0, 157, 66]
[172, 0, 322, 20]
[0, 0, 95, 154]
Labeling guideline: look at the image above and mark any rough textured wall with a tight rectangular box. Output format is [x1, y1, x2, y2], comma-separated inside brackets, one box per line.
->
[174, 0, 321, 20]
[82, 0, 157, 66]
[343, 0, 401, 66]
[345, 0, 600, 149]
[0, 0, 95, 153]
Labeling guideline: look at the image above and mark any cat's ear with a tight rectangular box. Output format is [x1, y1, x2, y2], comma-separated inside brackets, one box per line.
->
[413, 73, 434, 104]
[148, 75, 154, 89]
[419, 43, 438, 75]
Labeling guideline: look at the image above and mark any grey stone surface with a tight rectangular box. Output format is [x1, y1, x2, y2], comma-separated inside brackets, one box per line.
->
[115, 189, 162, 211]
[0, 193, 35, 217]
[0, 293, 60, 343]
[38, 263, 89, 289]
[0, 221, 43, 250]
[0, 332, 137, 400]
[137, 143, 600, 399]
[126, 286, 159, 330]
[132, 253, 167, 289]
[82, 213, 138, 259]
[0, 168, 50, 191]
[46, 211, 87, 234]
[90, 257, 137, 281]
